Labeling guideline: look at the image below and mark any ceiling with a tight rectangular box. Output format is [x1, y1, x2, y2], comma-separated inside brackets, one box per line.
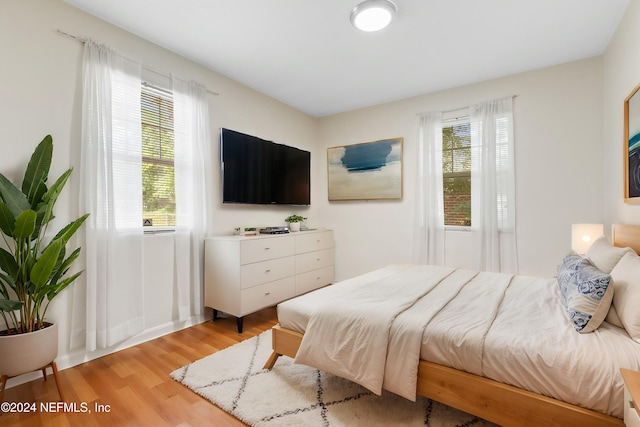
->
[64, 0, 629, 118]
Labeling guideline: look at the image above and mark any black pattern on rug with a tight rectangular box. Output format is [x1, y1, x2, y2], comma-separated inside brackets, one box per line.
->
[170, 330, 497, 427]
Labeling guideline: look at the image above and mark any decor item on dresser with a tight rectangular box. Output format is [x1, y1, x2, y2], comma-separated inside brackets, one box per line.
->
[625, 83, 640, 203]
[243, 227, 258, 236]
[0, 135, 89, 401]
[204, 229, 334, 333]
[284, 214, 307, 232]
[328, 137, 403, 201]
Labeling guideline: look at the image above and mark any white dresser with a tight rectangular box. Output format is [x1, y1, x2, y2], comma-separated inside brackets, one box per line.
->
[204, 229, 334, 332]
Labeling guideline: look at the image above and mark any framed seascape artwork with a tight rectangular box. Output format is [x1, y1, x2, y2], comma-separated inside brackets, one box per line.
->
[327, 137, 403, 201]
[625, 83, 640, 203]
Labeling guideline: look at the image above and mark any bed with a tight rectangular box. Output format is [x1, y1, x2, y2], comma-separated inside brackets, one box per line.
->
[263, 224, 640, 427]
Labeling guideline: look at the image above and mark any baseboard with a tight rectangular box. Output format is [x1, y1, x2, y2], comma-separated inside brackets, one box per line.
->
[4, 314, 207, 390]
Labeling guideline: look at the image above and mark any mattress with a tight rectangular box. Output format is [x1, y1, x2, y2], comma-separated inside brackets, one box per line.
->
[277, 265, 640, 418]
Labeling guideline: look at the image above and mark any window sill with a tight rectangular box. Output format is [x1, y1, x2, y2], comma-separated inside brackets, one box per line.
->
[144, 227, 175, 234]
[444, 225, 472, 232]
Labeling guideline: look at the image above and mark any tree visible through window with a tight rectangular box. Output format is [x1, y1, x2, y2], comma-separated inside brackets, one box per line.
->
[442, 120, 471, 226]
[141, 86, 175, 227]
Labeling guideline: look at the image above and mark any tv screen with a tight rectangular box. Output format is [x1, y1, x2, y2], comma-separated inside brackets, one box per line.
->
[221, 128, 311, 205]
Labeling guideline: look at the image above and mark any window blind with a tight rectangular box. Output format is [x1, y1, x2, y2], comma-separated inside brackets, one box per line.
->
[141, 85, 176, 227]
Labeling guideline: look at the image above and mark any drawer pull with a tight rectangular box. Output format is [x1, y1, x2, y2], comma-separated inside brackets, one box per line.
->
[265, 269, 271, 273]
[316, 258, 321, 261]
[264, 247, 270, 250]
[317, 276, 321, 280]
[265, 292, 271, 296]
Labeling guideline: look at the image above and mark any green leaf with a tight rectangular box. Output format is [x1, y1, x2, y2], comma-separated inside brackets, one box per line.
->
[39, 168, 72, 230]
[0, 298, 23, 313]
[0, 173, 30, 217]
[50, 247, 79, 286]
[22, 134, 52, 207]
[44, 271, 83, 302]
[31, 182, 48, 210]
[13, 209, 37, 240]
[0, 272, 14, 297]
[0, 201, 15, 237]
[31, 202, 48, 241]
[0, 247, 19, 280]
[30, 240, 62, 287]
[50, 214, 89, 247]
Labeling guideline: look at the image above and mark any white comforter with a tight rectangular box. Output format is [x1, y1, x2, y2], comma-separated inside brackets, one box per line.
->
[294, 265, 458, 399]
[284, 264, 640, 417]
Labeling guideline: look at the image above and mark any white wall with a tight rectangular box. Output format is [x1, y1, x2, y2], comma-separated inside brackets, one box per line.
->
[0, 0, 319, 383]
[603, 0, 640, 229]
[318, 58, 605, 280]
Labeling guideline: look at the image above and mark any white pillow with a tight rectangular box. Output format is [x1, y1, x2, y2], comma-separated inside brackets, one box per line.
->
[609, 251, 640, 342]
[605, 304, 624, 328]
[586, 236, 634, 274]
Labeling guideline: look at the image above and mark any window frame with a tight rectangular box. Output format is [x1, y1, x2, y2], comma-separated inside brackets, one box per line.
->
[141, 82, 176, 232]
[441, 115, 472, 229]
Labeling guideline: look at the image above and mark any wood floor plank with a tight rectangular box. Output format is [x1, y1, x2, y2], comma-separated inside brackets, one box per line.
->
[0, 307, 277, 426]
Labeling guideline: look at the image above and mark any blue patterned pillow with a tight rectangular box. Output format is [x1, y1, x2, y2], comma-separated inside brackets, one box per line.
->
[557, 254, 590, 302]
[557, 255, 613, 333]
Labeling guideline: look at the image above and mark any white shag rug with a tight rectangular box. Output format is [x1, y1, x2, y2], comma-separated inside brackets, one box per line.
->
[170, 330, 496, 427]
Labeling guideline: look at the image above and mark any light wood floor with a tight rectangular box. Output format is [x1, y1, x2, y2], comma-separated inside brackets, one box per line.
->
[1, 307, 278, 426]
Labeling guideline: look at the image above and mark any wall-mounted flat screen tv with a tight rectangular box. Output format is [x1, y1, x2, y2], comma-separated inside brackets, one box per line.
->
[221, 128, 311, 205]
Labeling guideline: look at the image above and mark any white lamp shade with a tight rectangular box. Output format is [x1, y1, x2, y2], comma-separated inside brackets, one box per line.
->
[350, 0, 397, 32]
[571, 223, 604, 254]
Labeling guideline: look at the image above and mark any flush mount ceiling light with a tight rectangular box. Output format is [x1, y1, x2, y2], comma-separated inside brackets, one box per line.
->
[350, 0, 397, 32]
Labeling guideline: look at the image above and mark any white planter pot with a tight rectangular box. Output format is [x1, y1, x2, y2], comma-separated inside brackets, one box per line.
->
[289, 222, 301, 232]
[0, 322, 58, 377]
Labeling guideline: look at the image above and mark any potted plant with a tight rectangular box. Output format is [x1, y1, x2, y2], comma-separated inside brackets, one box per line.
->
[284, 214, 307, 232]
[0, 135, 88, 382]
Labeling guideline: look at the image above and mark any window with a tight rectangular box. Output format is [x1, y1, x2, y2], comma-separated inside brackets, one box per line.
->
[141, 85, 175, 227]
[442, 118, 471, 226]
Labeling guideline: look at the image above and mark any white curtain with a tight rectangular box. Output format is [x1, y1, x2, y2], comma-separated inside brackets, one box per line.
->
[172, 77, 212, 321]
[79, 41, 144, 351]
[412, 112, 445, 265]
[470, 96, 518, 274]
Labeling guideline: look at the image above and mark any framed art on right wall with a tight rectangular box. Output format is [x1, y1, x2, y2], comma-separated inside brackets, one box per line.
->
[625, 83, 640, 203]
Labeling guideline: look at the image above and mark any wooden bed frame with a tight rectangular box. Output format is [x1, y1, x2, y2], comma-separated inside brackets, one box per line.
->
[263, 224, 640, 427]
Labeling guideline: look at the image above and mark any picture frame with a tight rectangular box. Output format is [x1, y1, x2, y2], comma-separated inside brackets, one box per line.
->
[625, 83, 640, 203]
[327, 137, 403, 201]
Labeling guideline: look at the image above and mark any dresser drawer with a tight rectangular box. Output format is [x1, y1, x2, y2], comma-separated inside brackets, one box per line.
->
[296, 248, 334, 274]
[241, 277, 295, 315]
[240, 236, 295, 264]
[240, 257, 295, 289]
[296, 265, 334, 295]
[296, 231, 334, 254]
